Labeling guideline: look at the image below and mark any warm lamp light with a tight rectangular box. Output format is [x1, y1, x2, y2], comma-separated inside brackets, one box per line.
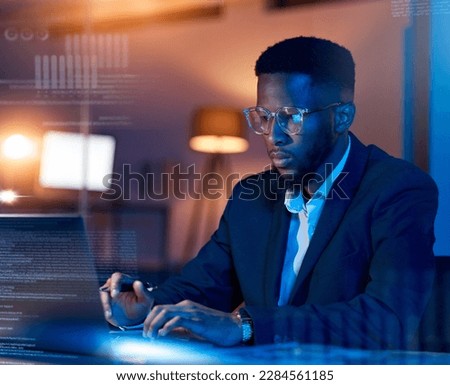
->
[183, 107, 248, 262]
[0, 190, 18, 204]
[189, 107, 248, 154]
[2, 134, 37, 160]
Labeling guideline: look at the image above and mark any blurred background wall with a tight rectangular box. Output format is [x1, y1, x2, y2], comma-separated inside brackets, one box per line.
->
[0, 0, 447, 272]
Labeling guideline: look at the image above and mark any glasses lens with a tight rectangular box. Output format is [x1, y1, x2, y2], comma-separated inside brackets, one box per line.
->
[246, 108, 269, 134]
[277, 107, 303, 135]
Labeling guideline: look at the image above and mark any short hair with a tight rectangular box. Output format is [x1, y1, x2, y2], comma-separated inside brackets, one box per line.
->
[255, 36, 355, 94]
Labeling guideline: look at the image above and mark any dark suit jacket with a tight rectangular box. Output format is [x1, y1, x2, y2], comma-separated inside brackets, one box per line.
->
[152, 133, 438, 350]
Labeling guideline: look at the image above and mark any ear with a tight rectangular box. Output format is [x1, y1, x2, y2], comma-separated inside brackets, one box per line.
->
[334, 102, 355, 134]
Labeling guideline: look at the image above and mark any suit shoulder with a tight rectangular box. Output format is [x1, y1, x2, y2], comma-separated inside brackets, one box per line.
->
[231, 169, 284, 202]
[237, 169, 276, 185]
[365, 144, 437, 193]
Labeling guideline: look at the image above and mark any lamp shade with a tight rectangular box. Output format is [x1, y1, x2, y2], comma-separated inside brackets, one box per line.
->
[189, 107, 249, 154]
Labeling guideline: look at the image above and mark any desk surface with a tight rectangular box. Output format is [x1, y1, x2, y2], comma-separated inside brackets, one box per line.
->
[2, 335, 450, 365]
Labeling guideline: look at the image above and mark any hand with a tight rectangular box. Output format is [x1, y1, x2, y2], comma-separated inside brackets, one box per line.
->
[143, 300, 242, 347]
[99, 272, 154, 327]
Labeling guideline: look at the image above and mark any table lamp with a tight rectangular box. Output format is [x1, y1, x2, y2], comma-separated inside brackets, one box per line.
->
[189, 106, 248, 154]
[182, 106, 248, 261]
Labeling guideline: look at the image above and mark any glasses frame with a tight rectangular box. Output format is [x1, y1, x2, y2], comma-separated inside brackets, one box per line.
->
[242, 102, 344, 136]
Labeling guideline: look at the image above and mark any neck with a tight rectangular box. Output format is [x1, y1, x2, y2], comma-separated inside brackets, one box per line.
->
[305, 132, 349, 196]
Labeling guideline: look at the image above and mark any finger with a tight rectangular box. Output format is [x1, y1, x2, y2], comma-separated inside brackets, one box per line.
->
[99, 282, 113, 321]
[164, 314, 208, 338]
[133, 281, 152, 304]
[158, 315, 182, 337]
[110, 272, 133, 298]
[142, 300, 204, 337]
[109, 272, 124, 298]
[143, 305, 194, 338]
[143, 305, 169, 338]
[99, 277, 111, 293]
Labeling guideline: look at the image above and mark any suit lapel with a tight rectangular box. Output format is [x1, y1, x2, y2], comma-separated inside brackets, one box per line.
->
[289, 133, 371, 304]
[262, 183, 290, 306]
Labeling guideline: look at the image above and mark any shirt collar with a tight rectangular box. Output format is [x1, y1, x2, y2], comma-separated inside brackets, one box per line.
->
[284, 136, 352, 214]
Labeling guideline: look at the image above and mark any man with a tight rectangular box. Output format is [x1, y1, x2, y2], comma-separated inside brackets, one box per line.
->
[100, 36, 438, 350]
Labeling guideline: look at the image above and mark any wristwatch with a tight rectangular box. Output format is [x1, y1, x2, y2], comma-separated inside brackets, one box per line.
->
[237, 308, 254, 344]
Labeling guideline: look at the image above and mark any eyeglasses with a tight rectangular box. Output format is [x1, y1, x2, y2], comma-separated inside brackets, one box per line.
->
[242, 102, 343, 136]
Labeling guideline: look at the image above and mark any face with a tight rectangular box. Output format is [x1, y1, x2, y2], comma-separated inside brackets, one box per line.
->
[257, 73, 344, 185]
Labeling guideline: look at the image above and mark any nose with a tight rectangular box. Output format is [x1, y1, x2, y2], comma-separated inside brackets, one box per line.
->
[265, 116, 288, 145]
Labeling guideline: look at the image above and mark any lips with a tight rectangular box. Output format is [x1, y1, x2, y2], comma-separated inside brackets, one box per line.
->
[270, 150, 291, 168]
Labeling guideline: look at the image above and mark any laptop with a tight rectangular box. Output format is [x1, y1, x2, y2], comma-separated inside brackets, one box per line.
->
[0, 214, 115, 364]
[0, 214, 221, 364]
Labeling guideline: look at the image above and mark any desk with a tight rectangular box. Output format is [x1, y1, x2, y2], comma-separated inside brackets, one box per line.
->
[110, 338, 450, 365]
[221, 342, 450, 365]
[4, 335, 449, 365]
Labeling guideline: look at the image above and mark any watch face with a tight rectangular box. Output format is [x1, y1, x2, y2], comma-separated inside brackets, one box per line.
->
[238, 309, 254, 343]
[241, 321, 253, 343]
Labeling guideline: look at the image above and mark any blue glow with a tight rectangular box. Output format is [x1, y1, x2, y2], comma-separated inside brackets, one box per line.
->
[110, 336, 221, 364]
[430, 11, 450, 255]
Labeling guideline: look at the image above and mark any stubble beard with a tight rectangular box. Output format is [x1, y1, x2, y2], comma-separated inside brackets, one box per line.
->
[278, 128, 336, 192]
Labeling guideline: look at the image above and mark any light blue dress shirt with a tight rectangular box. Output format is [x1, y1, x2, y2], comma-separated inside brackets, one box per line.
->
[278, 137, 351, 306]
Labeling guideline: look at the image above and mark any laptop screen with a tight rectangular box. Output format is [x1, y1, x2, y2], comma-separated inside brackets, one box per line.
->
[0, 215, 111, 362]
